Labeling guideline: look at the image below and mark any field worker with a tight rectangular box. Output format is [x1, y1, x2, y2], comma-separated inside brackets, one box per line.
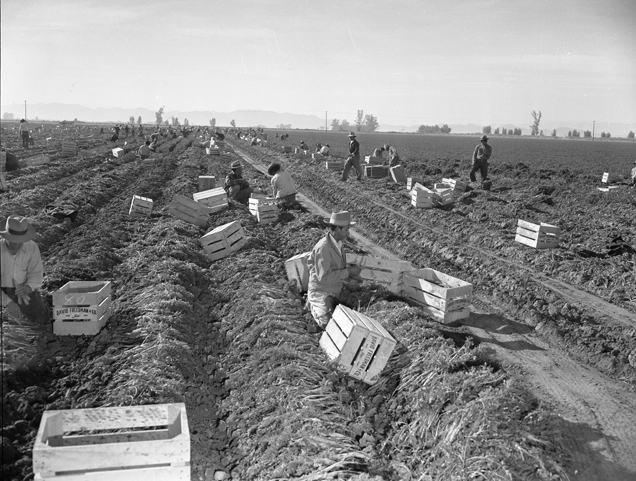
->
[470, 135, 492, 185]
[216, 131, 225, 141]
[372, 146, 385, 158]
[125, 124, 130, 137]
[18, 119, 31, 149]
[300, 140, 309, 152]
[1, 216, 49, 325]
[138, 140, 152, 159]
[224, 160, 254, 204]
[150, 131, 160, 143]
[631, 161, 636, 186]
[110, 124, 120, 143]
[268, 163, 297, 204]
[384, 144, 401, 166]
[320, 144, 331, 156]
[341, 132, 363, 182]
[306, 211, 362, 328]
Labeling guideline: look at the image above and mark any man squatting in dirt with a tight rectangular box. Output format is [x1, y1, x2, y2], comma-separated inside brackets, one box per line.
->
[138, 140, 152, 159]
[306, 211, 362, 328]
[224, 160, 254, 204]
[268, 163, 297, 204]
[341, 132, 363, 181]
[470, 135, 492, 185]
[1, 216, 50, 325]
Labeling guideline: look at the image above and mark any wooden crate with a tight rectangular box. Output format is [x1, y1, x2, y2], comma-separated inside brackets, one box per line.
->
[433, 187, 454, 206]
[319, 305, 396, 385]
[52, 281, 112, 336]
[407, 177, 424, 191]
[61, 141, 77, 157]
[205, 147, 220, 156]
[601, 172, 609, 183]
[0, 173, 6, 191]
[33, 403, 190, 481]
[53, 295, 111, 321]
[364, 155, 384, 166]
[281, 146, 292, 153]
[129, 195, 153, 218]
[402, 269, 472, 324]
[248, 198, 278, 224]
[364, 165, 389, 179]
[53, 302, 111, 336]
[22, 154, 51, 167]
[192, 187, 228, 213]
[441, 178, 468, 193]
[346, 253, 413, 294]
[515, 220, 560, 249]
[312, 153, 323, 160]
[197, 176, 215, 192]
[389, 165, 407, 184]
[285, 252, 310, 292]
[597, 186, 619, 192]
[411, 185, 435, 208]
[166, 194, 214, 227]
[52, 281, 111, 307]
[326, 160, 344, 171]
[201, 221, 247, 262]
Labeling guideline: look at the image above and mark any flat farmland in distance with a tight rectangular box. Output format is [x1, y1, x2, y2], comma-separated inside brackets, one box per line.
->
[265, 130, 636, 174]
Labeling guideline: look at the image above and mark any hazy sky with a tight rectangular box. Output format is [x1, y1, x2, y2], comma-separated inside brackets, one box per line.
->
[2, 0, 635, 126]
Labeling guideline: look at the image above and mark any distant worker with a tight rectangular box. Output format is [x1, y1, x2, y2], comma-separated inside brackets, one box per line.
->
[384, 144, 401, 166]
[315, 143, 323, 153]
[631, 160, 636, 186]
[138, 140, 151, 159]
[299, 140, 309, 152]
[150, 131, 160, 143]
[18, 119, 31, 149]
[320, 144, 331, 156]
[215, 131, 225, 141]
[125, 124, 130, 137]
[306, 211, 361, 328]
[1, 216, 49, 325]
[110, 124, 120, 143]
[341, 132, 362, 182]
[470, 135, 493, 187]
[268, 163, 297, 204]
[372, 146, 384, 158]
[224, 160, 254, 204]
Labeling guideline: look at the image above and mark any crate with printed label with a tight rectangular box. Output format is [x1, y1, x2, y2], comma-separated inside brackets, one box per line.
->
[52, 281, 112, 336]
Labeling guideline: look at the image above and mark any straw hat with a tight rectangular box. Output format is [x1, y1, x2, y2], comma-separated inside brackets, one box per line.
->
[348, 132, 356, 138]
[326, 211, 356, 227]
[230, 160, 242, 169]
[0, 216, 36, 243]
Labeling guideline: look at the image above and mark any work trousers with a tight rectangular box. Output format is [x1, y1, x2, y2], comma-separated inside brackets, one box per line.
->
[342, 155, 363, 181]
[2, 287, 50, 326]
[469, 161, 489, 182]
[21, 131, 30, 148]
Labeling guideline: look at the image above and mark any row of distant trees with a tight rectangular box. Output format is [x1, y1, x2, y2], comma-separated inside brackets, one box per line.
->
[330, 110, 380, 132]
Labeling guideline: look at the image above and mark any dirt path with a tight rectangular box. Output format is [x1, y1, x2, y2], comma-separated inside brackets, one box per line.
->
[235, 145, 636, 480]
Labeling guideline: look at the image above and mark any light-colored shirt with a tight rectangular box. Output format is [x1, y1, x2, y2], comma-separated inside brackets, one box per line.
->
[271, 170, 297, 199]
[1, 239, 44, 306]
[307, 232, 348, 297]
[320, 146, 330, 155]
[19, 121, 30, 133]
[632, 166, 636, 180]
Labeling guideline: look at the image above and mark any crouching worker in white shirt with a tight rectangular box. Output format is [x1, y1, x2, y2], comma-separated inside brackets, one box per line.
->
[268, 163, 297, 204]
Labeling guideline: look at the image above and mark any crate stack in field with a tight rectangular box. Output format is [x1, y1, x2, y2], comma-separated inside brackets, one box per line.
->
[285, 252, 311, 292]
[320, 305, 397, 385]
[406, 177, 424, 191]
[441, 178, 468, 194]
[248, 197, 278, 224]
[389, 165, 407, 184]
[61, 140, 77, 157]
[52, 281, 112, 336]
[326, 160, 344, 171]
[129, 195, 153, 218]
[364, 155, 384, 166]
[432, 184, 454, 206]
[364, 165, 389, 179]
[401, 269, 472, 323]
[411, 183, 435, 209]
[167, 194, 214, 227]
[192, 187, 228, 214]
[33, 403, 190, 481]
[515, 220, 560, 249]
[345, 253, 413, 294]
[201, 220, 247, 261]
[197, 176, 215, 192]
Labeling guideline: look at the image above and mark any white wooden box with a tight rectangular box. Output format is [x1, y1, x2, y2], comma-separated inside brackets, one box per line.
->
[129, 195, 153, 218]
[441, 178, 468, 193]
[205, 147, 220, 156]
[402, 268, 472, 323]
[248, 198, 278, 224]
[197, 176, 215, 192]
[166, 195, 214, 227]
[601, 172, 609, 183]
[192, 187, 228, 213]
[61, 141, 77, 157]
[407, 177, 424, 191]
[51, 281, 112, 336]
[345, 253, 413, 294]
[285, 252, 310, 292]
[112, 148, 125, 158]
[0, 173, 6, 191]
[515, 220, 560, 249]
[320, 305, 396, 385]
[411, 184, 434, 208]
[33, 403, 190, 481]
[364, 165, 389, 179]
[390, 165, 407, 184]
[433, 187, 454, 206]
[52, 281, 111, 307]
[201, 221, 247, 262]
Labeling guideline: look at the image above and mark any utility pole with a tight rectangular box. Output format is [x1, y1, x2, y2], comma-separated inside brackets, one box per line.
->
[325, 111, 327, 132]
[592, 120, 596, 140]
[24, 100, 27, 120]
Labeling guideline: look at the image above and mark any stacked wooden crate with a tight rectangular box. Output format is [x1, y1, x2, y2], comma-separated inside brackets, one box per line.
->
[192, 187, 228, 214]
[285, 252, 311, 292]
[364, 155, 384, 166]
[345, 253, 413, 294]
[201, 221, 247, 261]
[129, 195, 153, 218]
[166, 194, 214, 227]
[326, 160, 344, 171]
[406, 177, 424, 191]
[61, 140, 77, 157]
[515, 220, 560, 249]
[401, 269, 472, 323]
[441, 178, 468, 193]
[411, 183, 435, 209]
[364, 165, 389, 179]
[197, 176, 216, 192]
[33, 403, 190, 481]
[52, 281, 112, 336]
[248, 197, 278, 224]
[320, 305, 397, 385]
[432, 185, 455, 206]
[389, 165, 407, 184]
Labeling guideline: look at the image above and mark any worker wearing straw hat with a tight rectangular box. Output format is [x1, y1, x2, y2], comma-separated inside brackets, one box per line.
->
[306, 211, 362, 329]
[224, 160, 254, 204]
[341, 132, 363, 182]
[1, 216, 49, 324]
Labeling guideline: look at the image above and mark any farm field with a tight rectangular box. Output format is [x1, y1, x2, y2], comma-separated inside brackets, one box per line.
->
[1, 130, 635, 481]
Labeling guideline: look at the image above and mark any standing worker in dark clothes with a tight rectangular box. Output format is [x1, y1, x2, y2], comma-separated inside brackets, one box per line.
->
[470, 135, 492, 187]
[110, 124, 120, 143]
[341, 132, 363, 181]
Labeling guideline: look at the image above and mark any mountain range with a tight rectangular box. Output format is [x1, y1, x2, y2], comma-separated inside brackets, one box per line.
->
[1, 102, 634, 137]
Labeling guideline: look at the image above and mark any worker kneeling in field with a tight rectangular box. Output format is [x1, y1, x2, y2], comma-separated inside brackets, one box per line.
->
[1, 216, 50, 326]
[306, 211, 362, 329]
[138, 140, 152, 159]
[384, 144, 401, 166]
[268, 163, 297, 204]
[372, 146, 385, 159]
[224, 160, 254, 204]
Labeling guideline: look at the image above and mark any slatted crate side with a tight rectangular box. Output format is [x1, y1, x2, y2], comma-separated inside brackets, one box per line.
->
[402, 269, 473, 300]
[33, 404, 189, 477]
[347, 311, 384, 381]
[319, 305, 369, 372]
[312, 153, 323, 160]
[53, 296, 111, 321]
[346, 253, 411, 292]
[433, 188, 454, 206]
[401, 284, 471, 312]
[411, 188, 434, 208]
[52, 281, 112, 307]
[390, 165, 407, 184]
[362, 317, 397, 385]
[165, 206, 208, 227]
[192, 187, 226, 203]
[441, 178, 468, 193]
[0, 173, 7, 191]
[171, 195, 214, 215]
[514, 234, 558, 249]
[53, 310, 111, 336]
[197, 176, 216, 192]
[406, 177, 424, 191]
[364, 166, 389, 178]
[284, 252, 310, 292]
[326, 161, 344, 171]
[417, 304, 471, 324]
